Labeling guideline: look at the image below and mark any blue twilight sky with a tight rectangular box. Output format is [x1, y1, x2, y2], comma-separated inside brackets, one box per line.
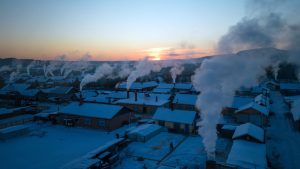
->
[0, 0, 247, 60]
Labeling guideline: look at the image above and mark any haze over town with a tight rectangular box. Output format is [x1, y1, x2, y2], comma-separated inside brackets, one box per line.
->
[0, 0, 300, 169]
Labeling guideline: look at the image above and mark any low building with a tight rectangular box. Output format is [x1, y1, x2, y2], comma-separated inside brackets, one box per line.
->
[152, 107, 196, 134]
[232, 123, 264, 143]
[280, 82, 300, 96]
[0, 124, 29, 140]
[0, 114, 34, 129]
[234, 102, 269, 127]
[127, 123, 162, 142]
[57, 102, 132, 131]
[116, 92, 170, 117]
[173, 83, 193, 93]
[226, 140, 267, 169]
[223, 96, 254, 115]
[172, 93, 197, 111]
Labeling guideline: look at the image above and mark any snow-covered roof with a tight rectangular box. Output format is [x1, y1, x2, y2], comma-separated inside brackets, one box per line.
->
[59, 102, 124, 119]
[157, 83, 174, 89]
[116, 93, 170, 106]
[0, 83, 30, 94]
[84, 95, 110, 104]
[75, 90, 98, 99]
[235, 102, 269, 116]
[152, 87, 172, 94]
[117, 81, 158, 90]
[291, 99, 300, 121]
[128, 124, 161, 136]
[42, 86, 73, 95]
[0, 124, 29, 134]
[174, 83, 193, 90]
[280, 82, 300, 90]
[254, 94, 269, 107]
[0, 106, 29, 115]
[221, 124, 237, 131]
[233, 123, 264, 143]
[20, 89, 41, 97]
[152, 107, 196, 124]
[227, 140, 267, 169]
[173, 94, 197, 105]
[231, 96, 253, 109]
[0, 114, 33, 125]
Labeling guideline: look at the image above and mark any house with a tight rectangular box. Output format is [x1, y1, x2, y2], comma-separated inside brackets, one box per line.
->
[280, 82, 300, 96]
[232, 123, 265, 143]
[152, 83, 174, 94]
[219, 125, 237, 138]
[116, 92, 170, 117]
[254, 94, 270, 107]
[57, 102, 132, 131]
[222, 96, 253, 115]
[0, 106, 30, 119]
[127, 123, 162, 142]
[42, 86, 76, 101]
[172, 93, 197, 111]
[226, 140, 267, 169]
[152, 107, 196, 134]
[173, 83, 193, 93]
[234, 102, 269, 127]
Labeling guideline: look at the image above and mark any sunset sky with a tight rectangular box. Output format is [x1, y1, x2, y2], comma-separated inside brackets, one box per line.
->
[0, 0, 247, 61]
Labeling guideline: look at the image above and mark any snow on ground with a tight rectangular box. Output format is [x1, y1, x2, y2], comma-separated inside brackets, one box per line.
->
[161, 136, 206, 168]
[266, 91, 300, 169]
[126, 132, 185, 161]
[115, 156, 158, 169]
[0, 122, 129, 169]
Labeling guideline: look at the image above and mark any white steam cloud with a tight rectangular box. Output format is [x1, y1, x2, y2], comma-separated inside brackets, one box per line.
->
[80, 63, 114, 91]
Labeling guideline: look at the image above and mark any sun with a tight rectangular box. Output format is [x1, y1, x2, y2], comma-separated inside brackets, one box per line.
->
[144, 47, 170, 61]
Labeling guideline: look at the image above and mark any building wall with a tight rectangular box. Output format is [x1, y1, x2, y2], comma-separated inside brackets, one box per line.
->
[57, 108, 131, 131]
[156, 120, 194, 134]
[236, 109, 267, 127]
[173, 103, 195, 111]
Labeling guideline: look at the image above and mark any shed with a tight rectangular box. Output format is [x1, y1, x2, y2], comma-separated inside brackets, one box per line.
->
[152, 107, 196, 134]
[227, 140, 267, 169]
[58, 102, 131, 131]
[127, 124, 162, 142]
[232, 123, 264, 143]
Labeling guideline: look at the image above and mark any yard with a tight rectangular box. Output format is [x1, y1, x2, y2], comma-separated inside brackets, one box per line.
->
[0, 122, 128, 169]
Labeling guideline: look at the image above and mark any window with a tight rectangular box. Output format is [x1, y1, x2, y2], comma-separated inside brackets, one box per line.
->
[98, 120, 106, 127]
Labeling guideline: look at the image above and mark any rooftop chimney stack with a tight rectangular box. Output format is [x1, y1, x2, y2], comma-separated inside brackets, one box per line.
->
[127, 90, 129, 99]
[134, 90, 138, 102]
[79, 92, 83, 105]
[155, 96, 158, 102]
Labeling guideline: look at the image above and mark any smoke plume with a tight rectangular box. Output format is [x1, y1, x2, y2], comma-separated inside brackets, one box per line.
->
[170, 62, 184, 83]
[193, 0, 300, 158]
[27, 60, 36, 76]
[80, 63, 114, 91]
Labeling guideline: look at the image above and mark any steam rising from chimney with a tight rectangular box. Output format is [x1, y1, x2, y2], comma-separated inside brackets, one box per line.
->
[170, 62, 184, 83]
[27, 60, 36, 76]
[192, 0, 300, 158]
[80, 63, 114, 91]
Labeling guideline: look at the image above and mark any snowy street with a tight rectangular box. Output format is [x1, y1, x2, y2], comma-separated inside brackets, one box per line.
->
[266, 92, 300, 169]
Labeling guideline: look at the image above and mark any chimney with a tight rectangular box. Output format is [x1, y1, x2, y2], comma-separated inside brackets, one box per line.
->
[127, 90, 129, 99]
[206, 159, 216, 169]
[155, 96, 158, 102]
[79, 92, 83, 105]
[134, 90, 137, 102]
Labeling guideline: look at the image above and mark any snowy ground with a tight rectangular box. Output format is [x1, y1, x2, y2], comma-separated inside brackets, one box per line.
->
[0, 122, 129, 169]
[161, 136, 206, 168]
[126, 132, 185, 161]
[266, 91, 300, 169]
